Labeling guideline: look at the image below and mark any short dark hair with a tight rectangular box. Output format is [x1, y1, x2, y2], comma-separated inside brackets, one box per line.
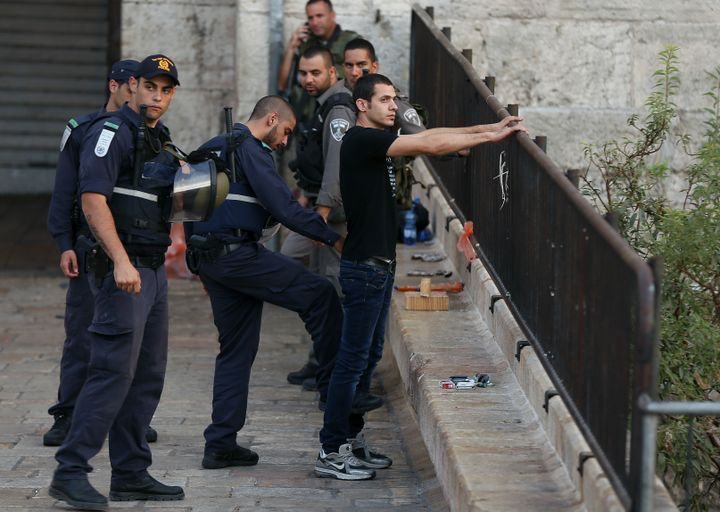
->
[300, 45, 334, 69]
[249, 95, 296, 122]
[353, 74, 394, 103]
[306, 0, 333, 10]
[344, 38, 377, 63]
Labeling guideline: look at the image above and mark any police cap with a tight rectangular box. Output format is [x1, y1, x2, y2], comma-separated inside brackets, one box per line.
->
[108, 59, 139, 82]
[135, 54, 180, 86]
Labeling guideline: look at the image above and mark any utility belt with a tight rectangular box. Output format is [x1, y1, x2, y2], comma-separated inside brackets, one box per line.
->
[185, 231, 258, 274]
[75, 235, 165, 286]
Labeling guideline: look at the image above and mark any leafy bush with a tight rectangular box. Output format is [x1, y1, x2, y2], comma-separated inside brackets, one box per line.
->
[581, 45, 720, 511]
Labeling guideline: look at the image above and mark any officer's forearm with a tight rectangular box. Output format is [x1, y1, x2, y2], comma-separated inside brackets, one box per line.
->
[82, 192, 130, 265]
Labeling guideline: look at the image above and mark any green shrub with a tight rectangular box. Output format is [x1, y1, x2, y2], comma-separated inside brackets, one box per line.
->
[582, 45, 720, 511]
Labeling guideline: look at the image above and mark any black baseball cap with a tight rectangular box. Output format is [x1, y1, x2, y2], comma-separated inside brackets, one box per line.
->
[134, 54, 180, 86]
[108, 59, 139, 82]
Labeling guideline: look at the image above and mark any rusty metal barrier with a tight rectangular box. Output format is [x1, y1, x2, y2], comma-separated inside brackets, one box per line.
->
[409, 5, 661, 509]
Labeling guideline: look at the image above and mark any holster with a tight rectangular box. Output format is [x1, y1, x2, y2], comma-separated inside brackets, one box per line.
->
[75, 235, 110, 287]
[186, 234, 222, 274]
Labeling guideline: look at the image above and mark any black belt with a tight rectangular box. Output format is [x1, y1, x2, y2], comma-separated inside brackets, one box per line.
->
[355, 256, 396, 272]
[127, 254, 165, 269]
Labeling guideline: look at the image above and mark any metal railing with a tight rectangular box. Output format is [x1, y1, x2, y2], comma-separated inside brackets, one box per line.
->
[409, 5, 720, 510]
[409, 5, 659, 509]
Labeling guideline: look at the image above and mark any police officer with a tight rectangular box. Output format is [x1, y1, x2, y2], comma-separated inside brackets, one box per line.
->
[282, 46, 353, 389]
[277, 0, 358, 122]
[184, 96, 344, 469]
[44, 59, 157, 448]
[49, 54, 184, 510]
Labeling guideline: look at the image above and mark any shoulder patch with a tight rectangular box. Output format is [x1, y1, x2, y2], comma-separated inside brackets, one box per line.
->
[329, 118, 350, 142]
[59, 126, 72, 152]
[94, 128, 117, 157]
[403, 108, 422, 127]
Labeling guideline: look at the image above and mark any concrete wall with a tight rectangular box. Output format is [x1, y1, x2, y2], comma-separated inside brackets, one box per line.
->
[120, 1, 720, 170]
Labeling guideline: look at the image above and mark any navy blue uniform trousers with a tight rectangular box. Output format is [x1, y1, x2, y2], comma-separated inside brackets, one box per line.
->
[198, 241, 341, 452]
[48, 272, 94, 418]
[54, 266, 168, 483]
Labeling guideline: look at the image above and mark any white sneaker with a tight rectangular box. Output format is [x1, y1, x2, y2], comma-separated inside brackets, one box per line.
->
[314, 443, 376, 480]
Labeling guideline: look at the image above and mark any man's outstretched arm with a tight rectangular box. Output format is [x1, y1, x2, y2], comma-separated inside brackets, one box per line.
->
[387, 120, 528, 158]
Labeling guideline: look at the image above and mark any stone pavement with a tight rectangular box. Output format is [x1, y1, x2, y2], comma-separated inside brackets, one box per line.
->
[0, 272, 446, 511]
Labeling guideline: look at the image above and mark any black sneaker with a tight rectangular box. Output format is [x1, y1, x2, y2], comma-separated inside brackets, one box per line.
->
[314, 443, 376, 480]
[43, 415, 70, 446]
[287, 362, 318, 385]
[49, 478, 108, 510]
[350, 432, 392, 469]
[202, 445, 259, 469]
[109, 474, 184, 501]
[318, 391, 384, 415]
[145, 426, 158, 443]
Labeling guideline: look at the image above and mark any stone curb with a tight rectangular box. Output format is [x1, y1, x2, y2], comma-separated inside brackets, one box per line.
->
[383, 157, 676, 511]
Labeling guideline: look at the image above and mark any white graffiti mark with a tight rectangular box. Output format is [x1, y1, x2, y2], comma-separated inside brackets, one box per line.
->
[492, 150, 509, 209]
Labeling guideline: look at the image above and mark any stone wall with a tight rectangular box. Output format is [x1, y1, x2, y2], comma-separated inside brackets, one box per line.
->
[120, 1, 720, 173]
[425, 0, 720, 174]
[120, 0, 414, 152]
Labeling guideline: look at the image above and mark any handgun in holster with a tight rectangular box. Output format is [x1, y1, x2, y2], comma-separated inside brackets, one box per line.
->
[75, 234, 111, 287]
[185, 234, 222, 274]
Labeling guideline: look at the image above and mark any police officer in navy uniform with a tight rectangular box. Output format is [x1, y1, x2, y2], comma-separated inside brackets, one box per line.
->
[185, 96, 344, 469]
[49, 54, 184, 510]
[44, 59, 157, 448]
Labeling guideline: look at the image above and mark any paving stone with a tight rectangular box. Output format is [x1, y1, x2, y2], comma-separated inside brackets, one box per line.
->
[0, 273, 442, 511]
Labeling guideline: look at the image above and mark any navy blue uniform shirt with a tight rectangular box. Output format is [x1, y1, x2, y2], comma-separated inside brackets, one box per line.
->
[78, 104, 161, 199]
[47, 110, 103, 252]
[196, 124, 340, 247]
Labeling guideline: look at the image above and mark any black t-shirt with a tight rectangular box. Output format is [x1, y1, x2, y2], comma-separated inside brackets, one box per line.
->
[340, 126, 399, 261]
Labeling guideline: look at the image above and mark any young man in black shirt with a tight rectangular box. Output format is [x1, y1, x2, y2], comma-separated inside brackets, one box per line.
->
[315, 73, 527, 480]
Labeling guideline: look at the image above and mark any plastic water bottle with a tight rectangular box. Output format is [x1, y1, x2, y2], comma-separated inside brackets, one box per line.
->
[403, 208, 417, 245]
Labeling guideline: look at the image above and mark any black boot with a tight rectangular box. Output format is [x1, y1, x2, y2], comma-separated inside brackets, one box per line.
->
[145, 425, 158, 443]
[49, 478, 108, 510]
[43, 415, 71, 447]
[287, 361, 318, 385]
[109, 474, 184, 501]
[202, 444, 259, 469]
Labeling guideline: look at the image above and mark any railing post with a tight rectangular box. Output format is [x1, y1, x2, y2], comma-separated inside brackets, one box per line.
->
[461, 49, 472, 63]
[425, 6, 434, 18]
[534, 136, 547, 153]
[565, 169, 580, 189]
[442, 26, 451, 41]
[630, 257, 663, 511]
[484, 76, 495, 93]
[634, 394, 660, 512]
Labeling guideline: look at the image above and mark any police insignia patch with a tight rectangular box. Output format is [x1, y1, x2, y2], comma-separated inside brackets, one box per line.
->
[94, 128, 116, 157]
[403, 108, 422, 126]
[329, 118, 350, 142]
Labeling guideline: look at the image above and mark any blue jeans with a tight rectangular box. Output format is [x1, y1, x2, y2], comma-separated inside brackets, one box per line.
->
[319, 259, 394, 452]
